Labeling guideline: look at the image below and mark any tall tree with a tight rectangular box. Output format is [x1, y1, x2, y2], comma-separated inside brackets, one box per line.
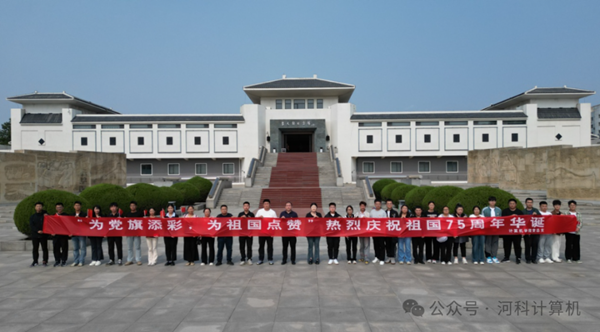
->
[0, 121, 11, 145]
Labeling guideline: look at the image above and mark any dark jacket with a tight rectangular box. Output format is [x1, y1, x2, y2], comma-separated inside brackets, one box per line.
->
[72, 211, 87, 218]
[523, 208, 540, 216]
[385, 208, 399, 218]
[126, 210, 144, 218]
[217, 213, 233, 218]
[425, 210, 438, 218]
[305, 212, 322, 218]
[29, 212, 47, 238]
[280, 210, 298, 218]
[502, 208, 523, 217]
[238, 211, 255, 218]
[325, 212, 342, 218]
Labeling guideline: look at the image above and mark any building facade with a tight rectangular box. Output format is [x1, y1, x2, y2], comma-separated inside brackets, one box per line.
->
[592, 104, 600, 137]
[7, 77, 595, 184]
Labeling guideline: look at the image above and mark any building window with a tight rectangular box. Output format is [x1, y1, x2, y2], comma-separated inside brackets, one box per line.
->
[109, 137, 116, 146]
[503, 120, 526, 125]
[158, 124, 181, 128]
[168, 164, 180, 175]
[391, 161, 402, 173]
[444, 121, 468, 126]
[474, 121, 497, 125]
[102, 124, 124, 129]
[416, 121, 439, 126]
[166, 137, 173, 145]
[418, 161, 430, 173]
[214, 124, 237, 128]
[222, 136, 229, 145]
[293, 99, 305, 109]
[80, 137, 88, 146]
[511, 133, 519, 142]
[359, 122, 382, 127]
[130, 124, 152, 129]
[307, 99, 314, 109]
[366, 135, 373, 144]
[285, 99, 291, 109]
[74, 125, 96, 129]
[482, 133, 489, 142]
[187, 124, 209, 128]
[195, 163, 207, 175]
[223, 163, 234, 175]
[194, 137, 201, 145]
[424, 134, 431, 143]
[362, 161, 374, 174]
[137, 137, 144, 145]
[453, 134, 460, 143]
[388, 122, 410, 127]
[276, 99, 282, 109]
[395, 135, 402, 143]
[141, 164, 152, 175]
[446, 161, 458, 173]
[316, 99, 323, 109]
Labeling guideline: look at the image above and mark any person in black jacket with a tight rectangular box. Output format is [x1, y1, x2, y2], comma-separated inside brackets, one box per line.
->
[52, 202, 69, 267]
[425, 201, 439, 263]
[280, 202, 298, 265]
[501, 199, 524, 264]
[412, 206, 425, 264]
[106, 203, 123, 266]
[326, 202, 342, 265]
[70, 201, 87, 267]
[384, 199, 399, 264]
[238, 201, 255, 265]
[306, 203, 322, 265]
[216, 205, 234, 266]
[29, 201, 48, 267]
[345, 205, 358, 264]
[89, 205, 105, 266]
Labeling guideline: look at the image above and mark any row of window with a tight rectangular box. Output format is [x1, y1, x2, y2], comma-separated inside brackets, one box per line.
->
[81, 136, 230, 147]
[275, 99, 324, 110]
[365, 133, 519, 144]
[74, 124, 237, 129]
[362, 161, 459, 174]
[359, 120, 526, 127]
[140, 163, 234, 176]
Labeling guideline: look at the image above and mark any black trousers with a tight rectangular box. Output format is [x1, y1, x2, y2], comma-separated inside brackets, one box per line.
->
[523, 235, 540, 262]
[164, 237, 178, 262]
[107, 237, 123, 261]
[239, 236, 253, 261]
[183, 237, 199, 262]
[440, 237, 454, 263]
[201, 237, 214, 264]
[217, 237, 233, 263]
[385, 237, 396, 259]
[32, 237, 48, 263]
[373, 237, 385, 261]
[89, 237, 104, 261]
[453, 242, 466, 258]
[282, 237, 296, 262]
[258, 236, 273, 261]
[345, 237, 358, 261]
[424, 237, 435, 260]
[53, 235, 69, 263]
[503, 235, 522, 260]
[412, 237, 424, 263]
[565, 233, 580, 261]
[326, 237, 340, 259]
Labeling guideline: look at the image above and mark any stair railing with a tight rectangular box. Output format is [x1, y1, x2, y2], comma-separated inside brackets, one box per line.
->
[329, 145, 344, 187]
[206, 177, 232, 208]
[245, 146, 266, 188]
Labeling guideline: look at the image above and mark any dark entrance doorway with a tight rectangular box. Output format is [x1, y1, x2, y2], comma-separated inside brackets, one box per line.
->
[283, 132, 313, 152]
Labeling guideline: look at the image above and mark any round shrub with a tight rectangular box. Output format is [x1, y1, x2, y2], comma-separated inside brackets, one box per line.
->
[171, 182, 201, 205]
[187, 176, 213, 202]
[381, 182, 405, 201]
[372, 179, 396, 200]
[14, 190, 90, 237]
[447, 186, 524, 215]
[125, 183, 169, 212]
[403, 186, 434, 210]
[80, 184, 134, 216]
[158, 186, 184, 209]
[390, 185, 417, 207]
[421, 186, 464, 211]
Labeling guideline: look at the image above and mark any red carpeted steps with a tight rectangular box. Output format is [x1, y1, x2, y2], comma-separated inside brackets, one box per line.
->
[260, 153, 322, 209]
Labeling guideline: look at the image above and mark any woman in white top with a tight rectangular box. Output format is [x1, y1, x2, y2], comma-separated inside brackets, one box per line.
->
[470, 206, 485, 264]
[146, 208, 159, 266]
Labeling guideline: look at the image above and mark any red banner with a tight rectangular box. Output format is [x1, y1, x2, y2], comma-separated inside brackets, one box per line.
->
[43, 215, 577, 237]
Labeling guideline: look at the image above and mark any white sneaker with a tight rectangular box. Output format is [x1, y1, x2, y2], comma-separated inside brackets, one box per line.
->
[77, 263, 83, 267]
[577, 260, 582, 264]
[553, 258, 562, 263]
[406, 261, 411, 265]
[200, 263, 205, 266]
[96, 261, 102, 266]
[328, 259, 333, 265]
[473, 261, 478, 265]
[545, 258, 553, 264]
[334, 259, 339, 265]
[493, 257, 500, 264]
[441, 261, 446, 265]
[391, 258, 396, 265]
[454, 257, 458, 264]
[348, 261, 352, 264]
[567, 259, 572, 263]
[379, 261, 384, 266]
[426, 259, 431, 263]
[432, 260, 437, 264]
[89, 261, 96, 266]
[448, 262, 453, 265]
[248, 259, 253, 265]
[462, 258, 468, 264]
[240, 261, 246, 266]
[372, 258, 379, 264]
[209, 262, 214, 266]
[398, 261, 404, 265]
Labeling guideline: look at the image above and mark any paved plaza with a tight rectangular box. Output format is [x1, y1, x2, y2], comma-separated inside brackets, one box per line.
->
[1, 218, 600, 332]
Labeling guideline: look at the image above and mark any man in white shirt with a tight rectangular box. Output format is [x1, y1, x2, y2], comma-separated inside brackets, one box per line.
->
[537, 201, 554, 264]
[370, 199, 387, 266]
[255, 199, 277, 265]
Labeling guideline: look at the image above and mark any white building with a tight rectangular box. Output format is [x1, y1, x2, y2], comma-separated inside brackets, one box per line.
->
[592, 104, 600, 137]
[7, 76, 595, 184]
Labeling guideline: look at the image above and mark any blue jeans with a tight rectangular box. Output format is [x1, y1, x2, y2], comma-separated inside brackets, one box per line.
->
[72, 236, 87, 264]
[472, 235, 485, 263]
[397, 238, 412, 262]
[126, 236, 142, 263]
[217, 237, 233, 263]
[307, 237, 320, 262]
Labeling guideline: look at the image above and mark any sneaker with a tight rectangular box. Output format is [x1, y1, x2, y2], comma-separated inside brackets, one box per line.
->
[248, 259, 253, 265]
[364, 260, 369, 265]
[553, 258, 562, 263]
[61, 261, 66, 267]
[240, 260, 246, 266]
[70, 262, 78, 267]
[30, 262, 38, 267]
[567, 259, 572, 263]
[432, 260, 437, 264]
[493, 257, 500, 264]
[216, 261, 222, 266]
[379, 261, 384, 266]
[308, 260, 313, 265]
[334, 259, 339, 265]
[89, 261, 96, 266]
[516, 259, 521, 265]
[538, 258, 545, 264]
[501, 258, 510, 263]
[137, 262, 142, 266]
[268, 261, 274, 265]
[42, 262, 48, 267]
[352, 260, 357, 264]
[398, 261, 404, 265]
[165, 261, 171, 266]
[358, 259, 364, 262]
[227, 261, 234, 266]
[577, 260, 582, 264]
[473, 261, 478, 265]
[441, 261, 446, 265]
[347, 260, 352, 264]
[448, 262, 452, 265]
[108, 260, 114, 266]
[291, 261, 296, 265]
[117, 259, 123, 266]
[209, 262, 214, 266]
[391, 258, 396, 265]
[54, 262, 60, 267]
[96, 261, 103, 266]
[486, 257, 492, 264]
[200, 263, 206, 266]
[124, 261, 133, 266]
[462, 258, 467, 264]
[257, 261, 264, 265]
[328, 259, 333, 265]
[185, 262, 191, 266]
[372, 258, 379, 264]
[545, 258, 553, 264]
[281, 260, 287, 265]
[315, 260, 320, 265]
[406, 261, 411, 265]
[77, 263, 82, 267]
[426, 259, 432, 263]
[454, 257, 458, 264]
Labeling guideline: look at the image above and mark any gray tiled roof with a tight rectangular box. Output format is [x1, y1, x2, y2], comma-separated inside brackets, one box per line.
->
[537, 107, 581, 119]
[244, 78, 354, 89]
[350, 111, 527, 121]
[7, 92, 119, 114]
[528, 87, 595, 94]
[72, 115, 245, 123]
[20, 113, 63, 124]
[483, 86, 595, 110]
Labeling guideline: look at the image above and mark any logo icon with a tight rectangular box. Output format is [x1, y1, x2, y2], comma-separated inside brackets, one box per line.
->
[403, 299, 425, 317]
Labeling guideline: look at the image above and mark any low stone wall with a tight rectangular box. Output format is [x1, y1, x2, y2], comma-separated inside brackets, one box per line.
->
[468, 145, 600, 200]
[0, 150, 126, 203]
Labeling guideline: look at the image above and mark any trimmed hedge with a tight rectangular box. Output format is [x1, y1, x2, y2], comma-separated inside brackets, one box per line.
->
[158, 186, 184, 209]
[125, 183, 169, 212]
[421, 186, 464, 211]
[391, 185, 417, 207]
[171, 182, 201, 206]
[80, 184, 135, 216]
[404, 186, 434, 211]
[447, 186, 524, 215]
[372, 179, 396, 200]
[381, 182, 405, 201]
[187, 176, 212, 202]
[14, 190, 90, 237]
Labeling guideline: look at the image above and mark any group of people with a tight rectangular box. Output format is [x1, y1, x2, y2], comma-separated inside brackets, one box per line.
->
[28, 196, 582, 267]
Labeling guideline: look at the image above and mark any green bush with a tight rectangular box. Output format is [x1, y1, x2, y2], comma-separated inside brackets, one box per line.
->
[372, 179, 396, 200]
[403, 186, 434, 210]
[390, 185, 417, 207]
[421, 186, 464, 211]
[447, 186, 524, 215]
[79, 184, 134, 216]
[125, 183, 169, 212]
[158, 186, 184, 209]
[171, 182, 201, 205]
[381, 182, 405, 201]
[14, 190, 90, 237]
[187, 176, 213, 202]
